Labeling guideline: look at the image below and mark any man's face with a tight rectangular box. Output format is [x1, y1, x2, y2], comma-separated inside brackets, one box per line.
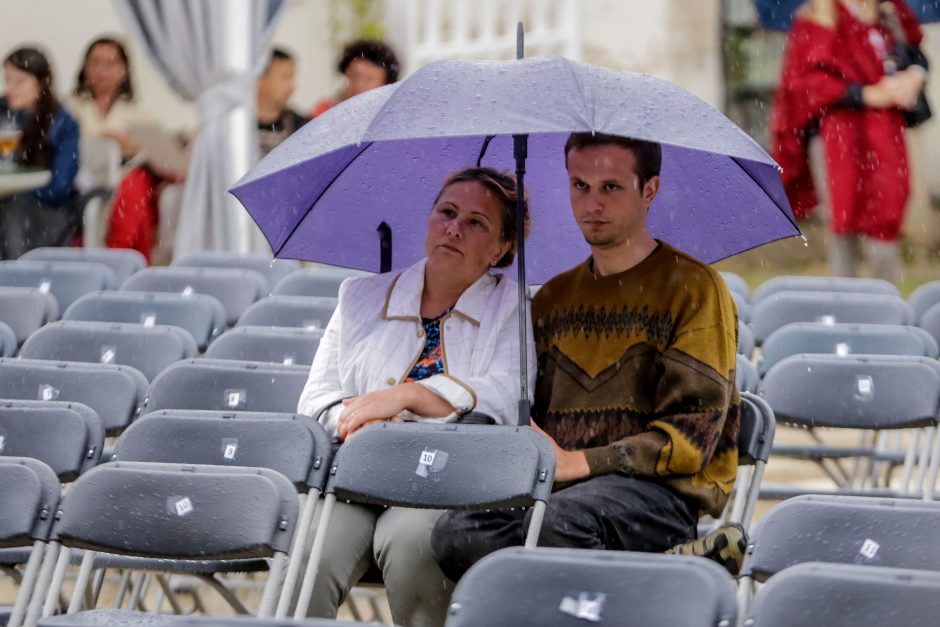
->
[257, 58, 296, 110]
[566, 144, 658, 250]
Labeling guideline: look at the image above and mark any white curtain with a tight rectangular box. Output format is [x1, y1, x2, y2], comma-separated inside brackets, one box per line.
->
[115, 0, 285, 257]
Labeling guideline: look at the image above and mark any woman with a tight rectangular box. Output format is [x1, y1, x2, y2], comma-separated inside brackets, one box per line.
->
[309, 39, 399, 118]
[297, 166, 534, 627]
[67, 36, 168, 261]
[771, 0, 926, 281]
[0, 47, 80, 259]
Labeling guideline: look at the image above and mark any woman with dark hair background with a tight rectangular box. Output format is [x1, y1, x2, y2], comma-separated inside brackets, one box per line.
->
[0, 46, 80, 259]
[309, 39, 400, 118]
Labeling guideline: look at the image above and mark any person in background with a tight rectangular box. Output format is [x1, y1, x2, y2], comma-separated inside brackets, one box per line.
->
[257, 47, 306, 158]
[309, 39, 399, 118]
[0, 46, 80, 259]
[771, 0, 927, 281]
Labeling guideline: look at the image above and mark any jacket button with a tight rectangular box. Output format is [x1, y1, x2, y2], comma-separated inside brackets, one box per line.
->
[386, 377, 396, 386]
[417, 328, 425, 337]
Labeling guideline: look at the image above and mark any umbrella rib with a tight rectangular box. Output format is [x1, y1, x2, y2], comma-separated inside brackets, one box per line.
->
[729, 156, 801, 233]
[274, 141, 376, 257]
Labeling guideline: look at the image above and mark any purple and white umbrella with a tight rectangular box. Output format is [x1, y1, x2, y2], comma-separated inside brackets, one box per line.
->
[231, 56, 798, 284]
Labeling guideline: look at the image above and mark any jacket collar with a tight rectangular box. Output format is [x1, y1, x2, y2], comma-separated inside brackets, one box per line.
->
[382, 258, 500, 326]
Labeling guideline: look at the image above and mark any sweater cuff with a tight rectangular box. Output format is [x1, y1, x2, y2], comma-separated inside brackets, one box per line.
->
[583, 445, 624, 477]
[416, 374, 476, 415]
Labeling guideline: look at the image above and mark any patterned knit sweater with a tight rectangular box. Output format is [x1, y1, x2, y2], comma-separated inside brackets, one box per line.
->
[532, 242, 739, 517]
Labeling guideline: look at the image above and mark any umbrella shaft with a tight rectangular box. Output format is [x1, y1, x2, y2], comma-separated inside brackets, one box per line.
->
[514, 133, 530, 426]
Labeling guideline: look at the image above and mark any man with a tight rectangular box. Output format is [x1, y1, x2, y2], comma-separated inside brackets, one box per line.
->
[431, 132, 743, 578]
[257, 48, 306, 158]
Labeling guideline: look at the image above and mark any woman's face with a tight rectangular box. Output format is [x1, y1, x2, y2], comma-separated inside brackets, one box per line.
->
[425, 180, 512, 284]
[341, 58, 387, 100]
[3, 63, 41, 111]
[84, 43, 127, 99]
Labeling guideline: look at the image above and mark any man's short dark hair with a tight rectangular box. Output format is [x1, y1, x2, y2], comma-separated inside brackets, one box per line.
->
[564, 133, 662, 189]
[338, 39, 400, 84]
[264, 47, 294, 72]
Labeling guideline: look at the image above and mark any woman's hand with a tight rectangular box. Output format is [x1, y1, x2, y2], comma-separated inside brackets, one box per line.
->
[338, 388, 409, 440]
[530, 420, 591, 484]
[889, 67, 927, 110]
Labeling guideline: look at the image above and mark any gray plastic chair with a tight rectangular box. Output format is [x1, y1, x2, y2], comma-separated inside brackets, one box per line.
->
[20, 321, 197, 381]
[759, 354, 940, 500]
[173, 616, 381, 627]
[445, 547, 737, 627]
[747, 562, 940, 627]
[64, 291, 225, 350]
[122, 267, 268, 326]
[0, 261, 117, 311]
[0, 400, 103, 481]
[720, 271, 749, 299]
[0, 457, 60, 627]
[21, 248, 146, 285]
[293, 422, 556, 619]
[0, 286, 59, 344]
[758, 321, 940, 376]
[0, 320, 15, 357]
[736, 354, 759, 393]
[37, 462, 298, 622]
[752, 275, 900, 304]
[738, 322, 755, 358]
[731, 290, 751, 324]
[0, 358, 147, 435]
[205, 326, 323, 366]
[236, 296, 338, 330]
[114, 410, 332, 618]
[273, 267, 368, 298]
[919, 302, 940, 347]
[172, 252, 300, 294]
[738, 495, 940, 613]
[142, 359, 309, 415]
[908, 279, 940, 323]
[751, 291, 915, 344]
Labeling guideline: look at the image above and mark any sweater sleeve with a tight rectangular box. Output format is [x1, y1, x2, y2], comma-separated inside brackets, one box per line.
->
[33, 111, 80, 208]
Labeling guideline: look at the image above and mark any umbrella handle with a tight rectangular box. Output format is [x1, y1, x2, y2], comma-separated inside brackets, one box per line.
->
[377, 221, 392, 273]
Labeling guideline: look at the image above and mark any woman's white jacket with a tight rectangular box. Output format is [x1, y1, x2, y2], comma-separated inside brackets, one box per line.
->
[297, 258, 535, 436]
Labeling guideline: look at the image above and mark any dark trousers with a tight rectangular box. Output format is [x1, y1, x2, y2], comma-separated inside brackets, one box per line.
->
[431, 474, 698, 582]
[0, 194, 75, 259]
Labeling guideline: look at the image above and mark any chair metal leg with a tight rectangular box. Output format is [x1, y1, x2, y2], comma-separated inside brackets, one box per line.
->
[40, 545, 70, 618]
[293, 493, 336, 619]
[112, 570, 133, 609]
[524, 500, 546, 548]
[258, 552, 287, 617]
[276, 490, 320, 618]
[68, 550, 97, 613]
[8, 541, 45, 627]
[128, 572, 151, 612]
[740, 461, 766, 532]
[924, 427, 940, 501]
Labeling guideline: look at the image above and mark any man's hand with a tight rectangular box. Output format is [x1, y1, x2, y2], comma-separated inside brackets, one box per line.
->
[530, 420, 591, 484]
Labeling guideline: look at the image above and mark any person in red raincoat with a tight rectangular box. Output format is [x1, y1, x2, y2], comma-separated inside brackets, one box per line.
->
[771, 0, 927, 281]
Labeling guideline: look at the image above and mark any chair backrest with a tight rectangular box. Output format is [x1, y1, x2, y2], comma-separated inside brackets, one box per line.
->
[116, 410, 331, 493]
[758, 321, 940, 376]
[0, 286, 58, 344]
[751, 291, 914, 344]
[0, 320, 15, 357]
[236, 295, 338, 330]
[742, 495, 940, 582]
[752, 276, 899, 304]
[908, 280, 940, 324]
[0, 399, 103, 481]
[273, 267, 369, 298]
[121, 267, 267, 326]
[21, 247, 146, 285]
[328, 422, 555, 509]
[732, 290, 751, 324]
[445, 547, 737, 627]
[738, 322, 755, 357]
[143, 359, 309, 415]
[205, 326, 323, 366]
[0, 358, 147, 435]
[919, 302, 940, 347]
[52, 461, 297, 560]
[20, 320, 196, 381]
[747, 562, 940, 627]
[738, 392, 775, 466]
[172, 252, 300, 293]
[759, 354, 940, 430]
[720, 271, 749, 299]
[64, 290, 224, 350]
[0, 457, 60, 544]
[0, 261, 117, 311]
[736, 354, 759, 393]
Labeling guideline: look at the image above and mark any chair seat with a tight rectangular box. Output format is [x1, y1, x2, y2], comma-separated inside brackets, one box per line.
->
[0, 546, 32, 565]
[70, 551, 270, 574]
[39, 609, 182, 627]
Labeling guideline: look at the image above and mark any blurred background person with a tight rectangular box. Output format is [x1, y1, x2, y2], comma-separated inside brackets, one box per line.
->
[771, 0, 927, 282]
[257, 47, 306, 158]
[309, 39, 399, 118]
[0, 46, 79, 259]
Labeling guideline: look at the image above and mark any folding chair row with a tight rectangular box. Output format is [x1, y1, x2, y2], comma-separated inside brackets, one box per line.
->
[738, 322, 755, 357]
[205, 326, 323, 366]
[0, 287, 58, 345]
[758, 353, 940, 500]
[237, 296, 338, 330]
[736, 354, 759, 394]
[22, 248, 146, 286]
[908, 279, 940, 324]
[65, 291, 225, 350]
[172, 252, 301, 294]
[919, 302, 940, 347]
[732, 290, 751, 324]
[752, 275, 899, 304]
[757, 321, 939, 376]
[20, 320, 197, 381]
[0, 321, 15, 357]
[122, 267, 268, 326]
[0, 261, 117, 312]
[0, 358, 147, 435]
[272, 267, 370, 299]
[720, 271, 749, 300]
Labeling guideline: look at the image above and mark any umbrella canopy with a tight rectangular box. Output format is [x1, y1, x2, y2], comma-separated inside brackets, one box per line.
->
[753, 0, 940, 31]
[231, 56, 798, 283]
